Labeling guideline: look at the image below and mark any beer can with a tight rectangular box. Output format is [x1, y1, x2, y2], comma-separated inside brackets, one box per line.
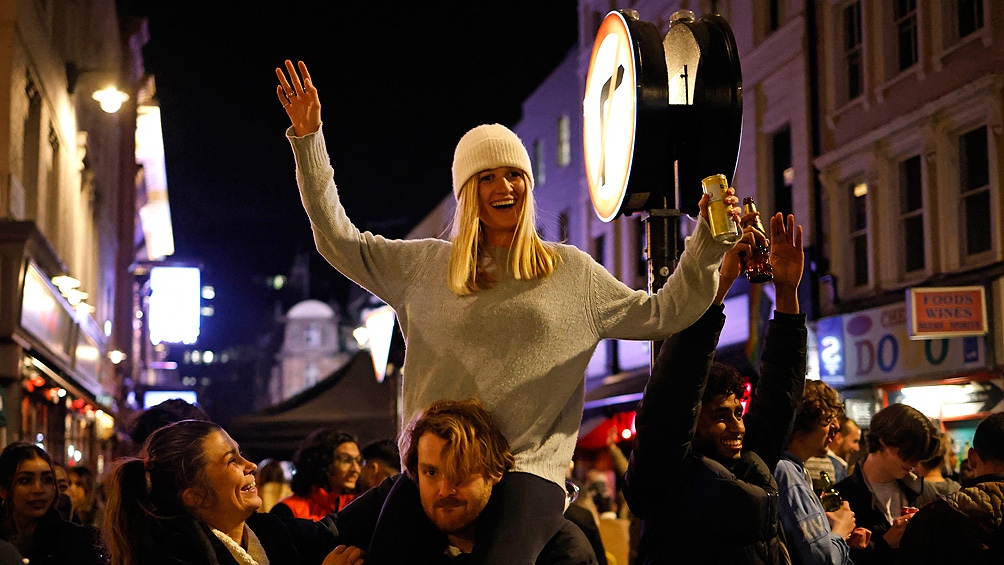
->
[701, 174, 739, 242]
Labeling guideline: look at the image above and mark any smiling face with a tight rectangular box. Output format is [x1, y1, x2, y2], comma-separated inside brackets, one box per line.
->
[694, 394, 746, 464]
[2, 456, 56, 523]
[416, 432, 497, 539]
[328, 442, 361, 494]
[185, 429, 260, 533]
[476, 166, 527, 246]
[830, 422, 861, 460]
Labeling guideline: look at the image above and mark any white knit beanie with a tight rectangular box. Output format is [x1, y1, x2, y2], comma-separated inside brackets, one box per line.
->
[451, 123, 534, 199]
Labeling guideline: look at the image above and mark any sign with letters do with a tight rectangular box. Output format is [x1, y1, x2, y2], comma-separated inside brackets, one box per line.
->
[815, 302, 986, 387]
[906, 286, 987, 340]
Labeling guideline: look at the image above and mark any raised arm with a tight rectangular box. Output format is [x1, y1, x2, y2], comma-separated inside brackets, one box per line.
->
[743, 212, 806, 470]
[623, 304, 725, 518]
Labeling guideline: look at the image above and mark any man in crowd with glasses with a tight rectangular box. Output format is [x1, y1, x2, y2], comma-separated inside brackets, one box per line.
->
[271, 427, 361, 520]
[624, 212, 808, 564]
[775, 380, 869, 563]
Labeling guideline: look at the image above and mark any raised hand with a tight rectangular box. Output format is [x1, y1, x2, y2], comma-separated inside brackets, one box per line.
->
[768, 212, 803, 314]
[768, 212, 803, 291]
[276, 60, 321, 137]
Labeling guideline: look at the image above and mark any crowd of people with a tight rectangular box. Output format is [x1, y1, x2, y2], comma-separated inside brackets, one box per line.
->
[2, 58, 1000, 564]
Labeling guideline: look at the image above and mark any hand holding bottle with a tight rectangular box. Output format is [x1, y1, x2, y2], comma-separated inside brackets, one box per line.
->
[825, 500, 856, 540]
[716, 219, 766, 304]
[740, 197, 772, 283]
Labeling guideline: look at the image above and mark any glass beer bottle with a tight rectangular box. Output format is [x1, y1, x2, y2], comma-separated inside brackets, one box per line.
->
[819, 470, 843, 512]
[741, 197, 773, 283]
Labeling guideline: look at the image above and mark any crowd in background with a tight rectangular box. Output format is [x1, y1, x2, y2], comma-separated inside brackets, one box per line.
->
[1, 393, 995, 565]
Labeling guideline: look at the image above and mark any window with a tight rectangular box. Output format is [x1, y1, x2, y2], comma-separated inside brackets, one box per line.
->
[898, 156, 924, 273]
[304, 322, 322, 347]
[956, 0, 984, 39]
[850, 182, 869, 287]
[959, 126, 990, 256]
[45, 126, 61, 247]
[771, 127, 793, 217]
[557, 115, 571, 167]
[22, 79, 41, 220]
[769, 0, 781, 31]
[843, 1, 863, 101]
[894, 0, 918, 71]
[558, 211, 570, 243]
[532, 138, 545, 186]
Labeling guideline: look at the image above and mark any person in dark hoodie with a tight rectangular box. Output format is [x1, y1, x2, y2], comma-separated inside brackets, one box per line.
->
[624, 212, 807, 564]
[833, 403, 939, 565]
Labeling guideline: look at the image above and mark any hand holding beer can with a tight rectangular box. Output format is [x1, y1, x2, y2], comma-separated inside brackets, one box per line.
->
[701, 174, 739, 243]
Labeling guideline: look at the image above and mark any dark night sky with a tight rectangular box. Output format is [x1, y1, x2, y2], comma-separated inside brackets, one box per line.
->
[139, 2, 579, 349]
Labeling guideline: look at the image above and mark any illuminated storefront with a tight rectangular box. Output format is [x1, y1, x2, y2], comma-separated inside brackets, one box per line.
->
[814, 289, 1000, 461]
[0, 225, 116, 471]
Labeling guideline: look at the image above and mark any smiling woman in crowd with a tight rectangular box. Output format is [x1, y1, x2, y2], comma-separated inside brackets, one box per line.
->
[103, 419, 345, 565]
[0, 442, 105, 564]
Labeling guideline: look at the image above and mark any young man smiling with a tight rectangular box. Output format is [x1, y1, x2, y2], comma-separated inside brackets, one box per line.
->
[624, 212, 807, 564]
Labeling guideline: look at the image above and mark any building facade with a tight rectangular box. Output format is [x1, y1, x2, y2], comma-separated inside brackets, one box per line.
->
[0, 0, 162, 472]
[812, 0, 1003, 446]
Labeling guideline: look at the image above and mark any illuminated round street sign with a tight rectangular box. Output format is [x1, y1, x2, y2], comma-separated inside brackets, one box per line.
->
[583, 10, 743, 222]
[583, 11, 668, 222]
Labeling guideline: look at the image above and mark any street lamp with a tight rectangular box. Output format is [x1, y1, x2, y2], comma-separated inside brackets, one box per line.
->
[91, 86, 130, 113]
[65, 62, 130, 113]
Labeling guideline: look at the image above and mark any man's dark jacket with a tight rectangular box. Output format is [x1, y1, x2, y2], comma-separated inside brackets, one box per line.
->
[330, 474, 599, 564]
[833, 454, 922, 565]
[896, 474, 1004, 565]
[624, 305, 806, 564]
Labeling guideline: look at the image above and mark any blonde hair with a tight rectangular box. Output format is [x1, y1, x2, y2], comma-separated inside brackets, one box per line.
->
[446, 171, 559, 295]
[401, 398, 514, 484]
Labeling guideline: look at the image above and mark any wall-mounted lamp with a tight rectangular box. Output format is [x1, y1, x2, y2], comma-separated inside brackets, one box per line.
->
[65, 62, 129, 114]
[91, 86, 130, 113]
[51, 274, 81, 293]
[107, 350, 127, 365]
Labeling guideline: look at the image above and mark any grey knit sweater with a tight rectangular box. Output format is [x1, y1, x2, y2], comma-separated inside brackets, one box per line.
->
[288, 125, 734, 488]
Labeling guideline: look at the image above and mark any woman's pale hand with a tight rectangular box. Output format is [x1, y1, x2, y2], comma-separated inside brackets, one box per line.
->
[276, 59, 321, 137]
[322, 545, 365, 565]
[697, 187, 741, 226]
